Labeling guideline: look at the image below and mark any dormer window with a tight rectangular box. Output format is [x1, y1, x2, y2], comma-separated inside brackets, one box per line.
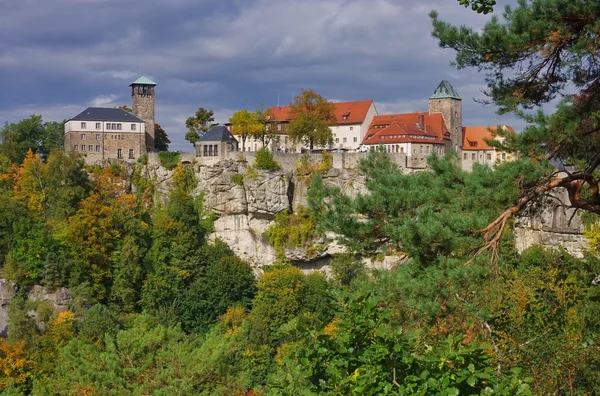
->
[342, 115, 348, 120]
[469, 141, 477, 147]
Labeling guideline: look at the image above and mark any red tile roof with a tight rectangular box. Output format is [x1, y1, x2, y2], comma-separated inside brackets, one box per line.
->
[362, 121, 445, 146]
[267, 100, 373, 125]
[366, 112, 450, 141]
[462, 125, 516, 151]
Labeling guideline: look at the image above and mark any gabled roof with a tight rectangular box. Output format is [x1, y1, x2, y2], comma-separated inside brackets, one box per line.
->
[198, 125, 238, 143]
[70, 107, 144, 122]
[362, 121, 445, 146]
[267, 100, 374, 125]
[429, 80, 461, 100]
[130, 76, 157, 86]
[462, 125, 516, 151]
[366, 112, 450, 141]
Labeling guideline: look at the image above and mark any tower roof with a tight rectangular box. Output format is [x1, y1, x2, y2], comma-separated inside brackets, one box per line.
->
[429, 80, 461, 100]
[130, 76, 157, 86]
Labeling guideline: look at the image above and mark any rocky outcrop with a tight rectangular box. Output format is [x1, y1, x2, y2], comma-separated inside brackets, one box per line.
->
[514, 188, 589, 258]
[0, 281, 71, 338]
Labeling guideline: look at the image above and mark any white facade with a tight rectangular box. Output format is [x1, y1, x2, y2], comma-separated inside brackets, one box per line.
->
[65, 120, 146, 134]
[332, 102, 377, 151]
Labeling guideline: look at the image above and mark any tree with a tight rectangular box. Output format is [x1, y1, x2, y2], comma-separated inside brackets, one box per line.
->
[185, 107, 215, 144]
[229, 109, 262, 151]
[154, 123, 170, 151]
[255, 107, 277, 148]
[118, 105, 132, 113]
[457, 0, 495, 14]
[431, 0, 600, 256]
[287, 89, 336, 151]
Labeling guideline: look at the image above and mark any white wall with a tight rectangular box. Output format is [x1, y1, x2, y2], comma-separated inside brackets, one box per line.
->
[65, 120, 145, 134]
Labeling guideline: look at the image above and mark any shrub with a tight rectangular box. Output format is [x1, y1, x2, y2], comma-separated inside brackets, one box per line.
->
[137, 154, 148, 165]
[330, 254, 365, 286]
[254, 148, 280, 170]
[264, 206, 318, 259]
[157, 151, 181, 170]
[230, 173, 244, 186]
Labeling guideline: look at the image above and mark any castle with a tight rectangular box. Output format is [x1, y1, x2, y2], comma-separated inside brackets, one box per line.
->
[64, 77, 513, 172]
[64, 76, 156, 162]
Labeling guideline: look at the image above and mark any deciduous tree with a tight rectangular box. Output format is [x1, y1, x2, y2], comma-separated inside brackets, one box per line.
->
[229, 109, 262, 151]
[185, 107, 215, 144]
[288, 89, 336, 151]
[153, 123, 170, 151]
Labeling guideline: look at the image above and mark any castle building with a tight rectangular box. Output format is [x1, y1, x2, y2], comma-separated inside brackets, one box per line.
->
[461, 125, 516, 171]
[64, 76, 156, 164]
[428, 80, 463, 154]
[227, 100, 377, 152]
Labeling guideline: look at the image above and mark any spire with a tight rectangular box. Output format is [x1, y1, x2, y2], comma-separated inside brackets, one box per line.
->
[429, 80, 461, 100]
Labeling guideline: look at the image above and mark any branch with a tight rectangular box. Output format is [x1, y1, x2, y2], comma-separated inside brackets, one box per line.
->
[467, 171, 600, 265]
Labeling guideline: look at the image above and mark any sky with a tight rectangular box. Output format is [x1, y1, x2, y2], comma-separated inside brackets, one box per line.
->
[0, 0, 522, 151]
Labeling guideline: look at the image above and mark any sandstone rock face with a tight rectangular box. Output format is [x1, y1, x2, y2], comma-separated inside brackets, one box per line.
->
[0, 279, 17, 337]
[0, 281, 71, 338]
[140, 159, 592, 268]
[514, 188, 589, 258]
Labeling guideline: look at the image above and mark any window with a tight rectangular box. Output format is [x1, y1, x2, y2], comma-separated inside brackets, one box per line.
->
[400, 147, 404, 153]
[81, 145, 86, 151]
[487, 153, 492, 161]
[96, 134, 101, 140]
[111, 123, 117, 130]
[353, 137, 357, 143]
[426, 146, 430, 154]
[88, 145, 93, 151]
[107, 124, 112, 130]
[342, 115, 348, 120]
[203, 145, 208, 156]
[502, 152, 506, 160]
[96, 145, 100, 152]
[420, 145, 423, 154]
[81, 134, 86, 140]
[129, 149, 134, 159]
[74, 145, 78, 150]
[96, 123, 101, 129]
[277, 124, 282, 131]
[349, 126, 353, 131]
[335, 138, 339, 143]
[463, 153, 467, 160]
[472, 153, 476, 160]
[81, 122, 86, 129]
[469, 141, 477, 147]
[214, 145, 218, 156]
[117, 123, 122, 130]
[131, 124, 136, 131]
[208, 145, 213, 156]
[343, 137, 347, 143]
[117, 149, 123, 159]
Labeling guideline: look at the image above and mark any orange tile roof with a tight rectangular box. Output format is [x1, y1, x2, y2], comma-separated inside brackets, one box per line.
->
[462, 125, 516, 151]
[362, 121, 445, 146]
[267, 100, 373, 125]
[367, 112, 450, 141]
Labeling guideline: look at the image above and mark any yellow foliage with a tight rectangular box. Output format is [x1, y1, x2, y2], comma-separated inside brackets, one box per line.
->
[323, 318, 341, 336]
[12, 149, 47, 212]
[275, 343, 295, 366]
[0, 339, 35, 389]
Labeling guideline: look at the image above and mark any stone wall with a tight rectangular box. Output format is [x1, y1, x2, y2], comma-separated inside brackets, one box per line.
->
[65, 130, 146, 164]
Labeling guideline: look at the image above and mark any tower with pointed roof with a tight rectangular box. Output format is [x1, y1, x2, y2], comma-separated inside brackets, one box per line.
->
[428, 80, 462, 154]
[130, 76, 156, 152]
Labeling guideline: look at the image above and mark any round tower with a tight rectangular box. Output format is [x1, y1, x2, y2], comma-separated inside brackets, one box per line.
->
[428, 80, 462, 154]
[130, 76, 157, 152]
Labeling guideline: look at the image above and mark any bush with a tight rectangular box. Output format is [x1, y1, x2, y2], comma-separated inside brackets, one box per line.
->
[254, 148, 280, 171]
[263, 207, 318, 259]
[330, 254, 365, 286]
[230, 173, 244, 186]
[157, 151, 181, 170]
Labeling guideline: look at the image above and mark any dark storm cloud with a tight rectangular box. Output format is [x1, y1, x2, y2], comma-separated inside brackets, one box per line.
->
[0, 0, 522, 150]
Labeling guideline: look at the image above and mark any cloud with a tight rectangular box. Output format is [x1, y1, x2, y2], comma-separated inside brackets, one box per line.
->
[0, 0, 525, 151]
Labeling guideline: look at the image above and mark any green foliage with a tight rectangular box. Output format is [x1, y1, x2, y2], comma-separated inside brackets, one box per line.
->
[254, 147, 280, 170]
[457, 0, 495, 14]
[78, 304, 122, 342]
[157, 151, 181, 170]
[264, 207, 318, 259]
[308, 151, 549, 264]
[154, 123, 170, 151]
[185, 107, 215, 144]
[330, 253, 365, 286]
[296, 151, 333, 182]
[0, 115, 65, 164]
[230, 173, 244, 186]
